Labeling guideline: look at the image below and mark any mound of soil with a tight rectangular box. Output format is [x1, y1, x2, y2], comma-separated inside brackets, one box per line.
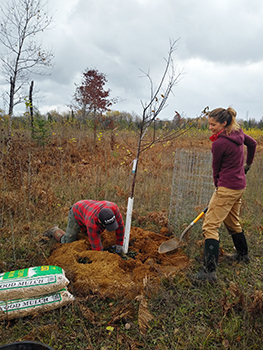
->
[48, 227, 189, 300]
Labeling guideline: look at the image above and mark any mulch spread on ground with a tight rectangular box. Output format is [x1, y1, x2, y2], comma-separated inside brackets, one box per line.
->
[48, 227, 189, 300]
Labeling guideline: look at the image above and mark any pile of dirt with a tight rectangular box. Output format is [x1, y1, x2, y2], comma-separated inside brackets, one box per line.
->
[48, 227, 189, 300]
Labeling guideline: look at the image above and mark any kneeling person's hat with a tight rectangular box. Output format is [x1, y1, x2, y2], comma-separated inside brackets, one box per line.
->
[99, 208, 118, 231]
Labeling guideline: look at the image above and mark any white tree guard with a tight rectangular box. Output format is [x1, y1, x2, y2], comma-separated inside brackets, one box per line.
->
[123, 197, 134, 254]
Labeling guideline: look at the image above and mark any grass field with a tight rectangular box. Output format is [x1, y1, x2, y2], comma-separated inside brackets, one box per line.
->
[1, 126, 263, 349]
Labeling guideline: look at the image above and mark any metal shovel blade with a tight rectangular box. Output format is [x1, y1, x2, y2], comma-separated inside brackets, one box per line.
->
[158, 207, 208, 254]
[158, 237, 183, 254]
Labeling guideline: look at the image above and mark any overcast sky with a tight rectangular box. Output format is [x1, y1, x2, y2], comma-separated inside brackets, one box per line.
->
[1, 0, 263, 120]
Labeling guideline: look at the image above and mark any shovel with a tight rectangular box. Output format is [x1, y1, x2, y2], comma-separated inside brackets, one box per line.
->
[158, 207, 208, 254]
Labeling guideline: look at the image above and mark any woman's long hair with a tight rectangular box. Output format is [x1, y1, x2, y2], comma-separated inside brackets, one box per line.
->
[209, 107, 240, 134]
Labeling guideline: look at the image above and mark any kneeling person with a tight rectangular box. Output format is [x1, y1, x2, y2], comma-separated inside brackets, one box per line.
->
[44, 200, 124, 253]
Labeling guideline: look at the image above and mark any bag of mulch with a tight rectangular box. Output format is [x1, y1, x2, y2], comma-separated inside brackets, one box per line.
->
[0, 288, 74, 321]
[0, 265, 69, 301]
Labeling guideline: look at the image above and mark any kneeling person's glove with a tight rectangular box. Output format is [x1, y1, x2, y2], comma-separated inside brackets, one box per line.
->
[112, 244, 123, 254]
[244, 164, 251, 174]
[115, 245, 123, 254]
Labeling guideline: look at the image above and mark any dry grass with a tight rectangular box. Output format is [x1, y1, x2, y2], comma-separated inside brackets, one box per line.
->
[1, 126, 263, 349]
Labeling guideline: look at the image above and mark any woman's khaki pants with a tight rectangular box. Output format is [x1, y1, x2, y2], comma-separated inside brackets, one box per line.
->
[202, 186, 245, 241]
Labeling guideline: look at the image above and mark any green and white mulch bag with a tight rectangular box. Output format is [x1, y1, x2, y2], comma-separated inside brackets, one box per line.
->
[0, 265, 69, 301]
[0, 288, 74, 321]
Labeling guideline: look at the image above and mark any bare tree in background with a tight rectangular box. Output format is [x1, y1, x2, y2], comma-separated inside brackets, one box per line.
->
[0, 0, 54, 149]
[123, 40, 207, 253]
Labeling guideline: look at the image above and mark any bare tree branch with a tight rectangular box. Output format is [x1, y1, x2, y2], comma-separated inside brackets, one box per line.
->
[129, 40, 207, 198]
[0, 0, 54, 150]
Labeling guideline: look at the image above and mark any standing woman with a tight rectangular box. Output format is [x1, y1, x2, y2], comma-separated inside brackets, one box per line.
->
[196, 107, 257, 282]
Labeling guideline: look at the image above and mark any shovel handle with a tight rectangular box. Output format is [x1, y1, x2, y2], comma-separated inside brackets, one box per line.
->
[192, 207, 208, 224]
[179, 207, 208, 241]
[158, 207, 209, 254]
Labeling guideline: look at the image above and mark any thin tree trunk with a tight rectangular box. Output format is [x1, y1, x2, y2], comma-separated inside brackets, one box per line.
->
[130, 121, 144, 198]
[93, 109, 97, 145]
[7, 76, 15, 152]
[29, 81, 34, 128]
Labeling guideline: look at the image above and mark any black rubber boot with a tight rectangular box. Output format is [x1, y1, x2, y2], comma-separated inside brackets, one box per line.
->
[224, 231, 250, 263]
[195, 239, 219, 282]
[42, 225, 59, 238]
[41, 225, 65, 243]
[53, 229, 65, 243]
[39, 225, 59, 243]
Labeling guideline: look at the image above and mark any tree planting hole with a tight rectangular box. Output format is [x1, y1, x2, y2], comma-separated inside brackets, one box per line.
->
[78, 257, 91, 264]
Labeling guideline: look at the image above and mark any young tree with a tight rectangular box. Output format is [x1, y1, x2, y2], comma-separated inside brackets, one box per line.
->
[73, 68, 116, 142]
[123, 40, 208, 253]
[0, 0, 53, 148]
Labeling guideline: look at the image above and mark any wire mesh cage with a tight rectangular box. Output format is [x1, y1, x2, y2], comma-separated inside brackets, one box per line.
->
[168, 148, 214, 233]
[242, 152, 263, 219]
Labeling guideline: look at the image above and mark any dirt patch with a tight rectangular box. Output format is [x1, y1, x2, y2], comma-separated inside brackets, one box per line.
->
[48, 227, 189, 300]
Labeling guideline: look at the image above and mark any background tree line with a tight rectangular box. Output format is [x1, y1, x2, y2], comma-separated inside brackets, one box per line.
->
[0, 0, 262, 148]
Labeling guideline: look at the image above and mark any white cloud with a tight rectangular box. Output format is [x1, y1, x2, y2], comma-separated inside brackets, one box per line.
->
[1, 0, 263, 120]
